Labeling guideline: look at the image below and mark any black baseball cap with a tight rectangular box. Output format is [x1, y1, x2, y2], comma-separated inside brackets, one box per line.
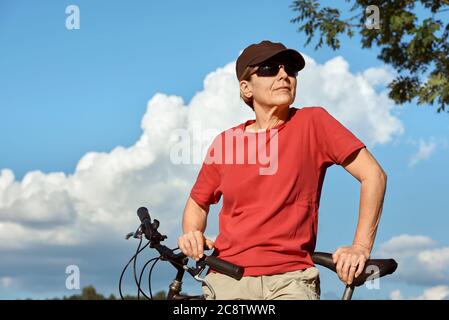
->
[236, 40, 305, 80]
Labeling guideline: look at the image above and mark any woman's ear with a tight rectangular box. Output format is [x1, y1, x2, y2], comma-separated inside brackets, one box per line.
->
[240, 80, 253, 99]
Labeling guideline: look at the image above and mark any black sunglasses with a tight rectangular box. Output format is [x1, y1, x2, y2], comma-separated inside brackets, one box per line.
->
[252, 62, 299, 78]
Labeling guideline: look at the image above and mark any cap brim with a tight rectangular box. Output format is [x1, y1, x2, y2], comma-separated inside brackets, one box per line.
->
[250, 49, 305, 71]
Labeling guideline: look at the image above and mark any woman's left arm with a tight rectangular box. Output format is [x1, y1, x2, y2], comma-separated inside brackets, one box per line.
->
[332, 147, 387, 285]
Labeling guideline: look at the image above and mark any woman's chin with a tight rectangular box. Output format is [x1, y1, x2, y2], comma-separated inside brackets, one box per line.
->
[272, 96, 293, 107]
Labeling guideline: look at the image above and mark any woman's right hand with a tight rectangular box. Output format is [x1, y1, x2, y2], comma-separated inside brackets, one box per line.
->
[178, 230, 215, 261]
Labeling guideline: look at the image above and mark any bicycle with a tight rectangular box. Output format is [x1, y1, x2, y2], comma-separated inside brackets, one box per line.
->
[119, 207, 398, 300]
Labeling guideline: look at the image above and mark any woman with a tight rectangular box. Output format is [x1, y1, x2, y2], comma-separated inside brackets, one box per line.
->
[178, 40, 387, 300]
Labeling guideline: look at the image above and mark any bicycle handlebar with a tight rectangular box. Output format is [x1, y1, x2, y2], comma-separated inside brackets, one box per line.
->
[203, 255, 244, 280]
[312, 252, 397, 287]
[136, 207, 244, 281]
[121, 206, 397, 300]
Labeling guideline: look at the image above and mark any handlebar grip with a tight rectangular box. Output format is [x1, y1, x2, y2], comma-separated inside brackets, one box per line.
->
[204, 256, 244, 280]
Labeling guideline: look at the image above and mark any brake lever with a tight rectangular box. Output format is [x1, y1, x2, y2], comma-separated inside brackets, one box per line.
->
[188, 258, 215, 300]
[160, 247, 216, 298]
[125, 225, 144, 240]
[125, 230, 143, 240]
[125, 232, 134, 240]
[181, 257, 206, 278]
[193, 273, 216, 300]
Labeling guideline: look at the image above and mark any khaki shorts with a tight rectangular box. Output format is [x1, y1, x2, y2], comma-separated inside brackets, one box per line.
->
[202, 267, 320, 300]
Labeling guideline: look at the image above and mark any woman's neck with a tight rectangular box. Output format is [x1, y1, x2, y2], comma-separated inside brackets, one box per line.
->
[248, 105, 290, 132]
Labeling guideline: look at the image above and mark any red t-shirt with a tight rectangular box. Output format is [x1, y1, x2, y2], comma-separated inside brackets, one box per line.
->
[190, 106, 366, 276]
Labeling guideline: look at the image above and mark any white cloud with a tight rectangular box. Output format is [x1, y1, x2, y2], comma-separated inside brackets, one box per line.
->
[378, 234, 436, 256]
[416, 286, 449, 300]
[386, 235, 449, 300]
[390, 286, 449, 300]
[0, 277, 16, 288]
[0, 55, 403, 251]
[408, 137, 447, 166]
[376, 234, 449, 286]
[297, 55, 404, 145]
[409, 138, 438, 166]
[418, 248, 449, 271]
[361, 66, 396, 87]
[389, 289, 403, 300]
[415, 286, 449, 300]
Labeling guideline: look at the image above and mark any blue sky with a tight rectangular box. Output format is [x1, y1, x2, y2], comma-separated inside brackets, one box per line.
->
[1, 0, 449, 300]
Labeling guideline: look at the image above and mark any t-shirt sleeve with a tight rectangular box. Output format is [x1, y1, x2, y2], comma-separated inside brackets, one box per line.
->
[189, 136, 223, 209]
[313, 107, 366, 167]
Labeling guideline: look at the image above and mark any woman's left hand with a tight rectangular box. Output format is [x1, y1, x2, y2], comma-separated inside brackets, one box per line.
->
[332, 245, 370, 286]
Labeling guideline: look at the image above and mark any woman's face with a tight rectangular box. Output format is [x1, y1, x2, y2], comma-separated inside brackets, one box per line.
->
[241, 58, 297, 109]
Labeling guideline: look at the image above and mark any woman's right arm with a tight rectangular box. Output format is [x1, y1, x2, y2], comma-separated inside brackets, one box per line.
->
[178, 197, 215, 261]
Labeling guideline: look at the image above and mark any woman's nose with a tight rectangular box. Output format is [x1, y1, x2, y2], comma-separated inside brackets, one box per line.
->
[277, 65, 289, 78]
